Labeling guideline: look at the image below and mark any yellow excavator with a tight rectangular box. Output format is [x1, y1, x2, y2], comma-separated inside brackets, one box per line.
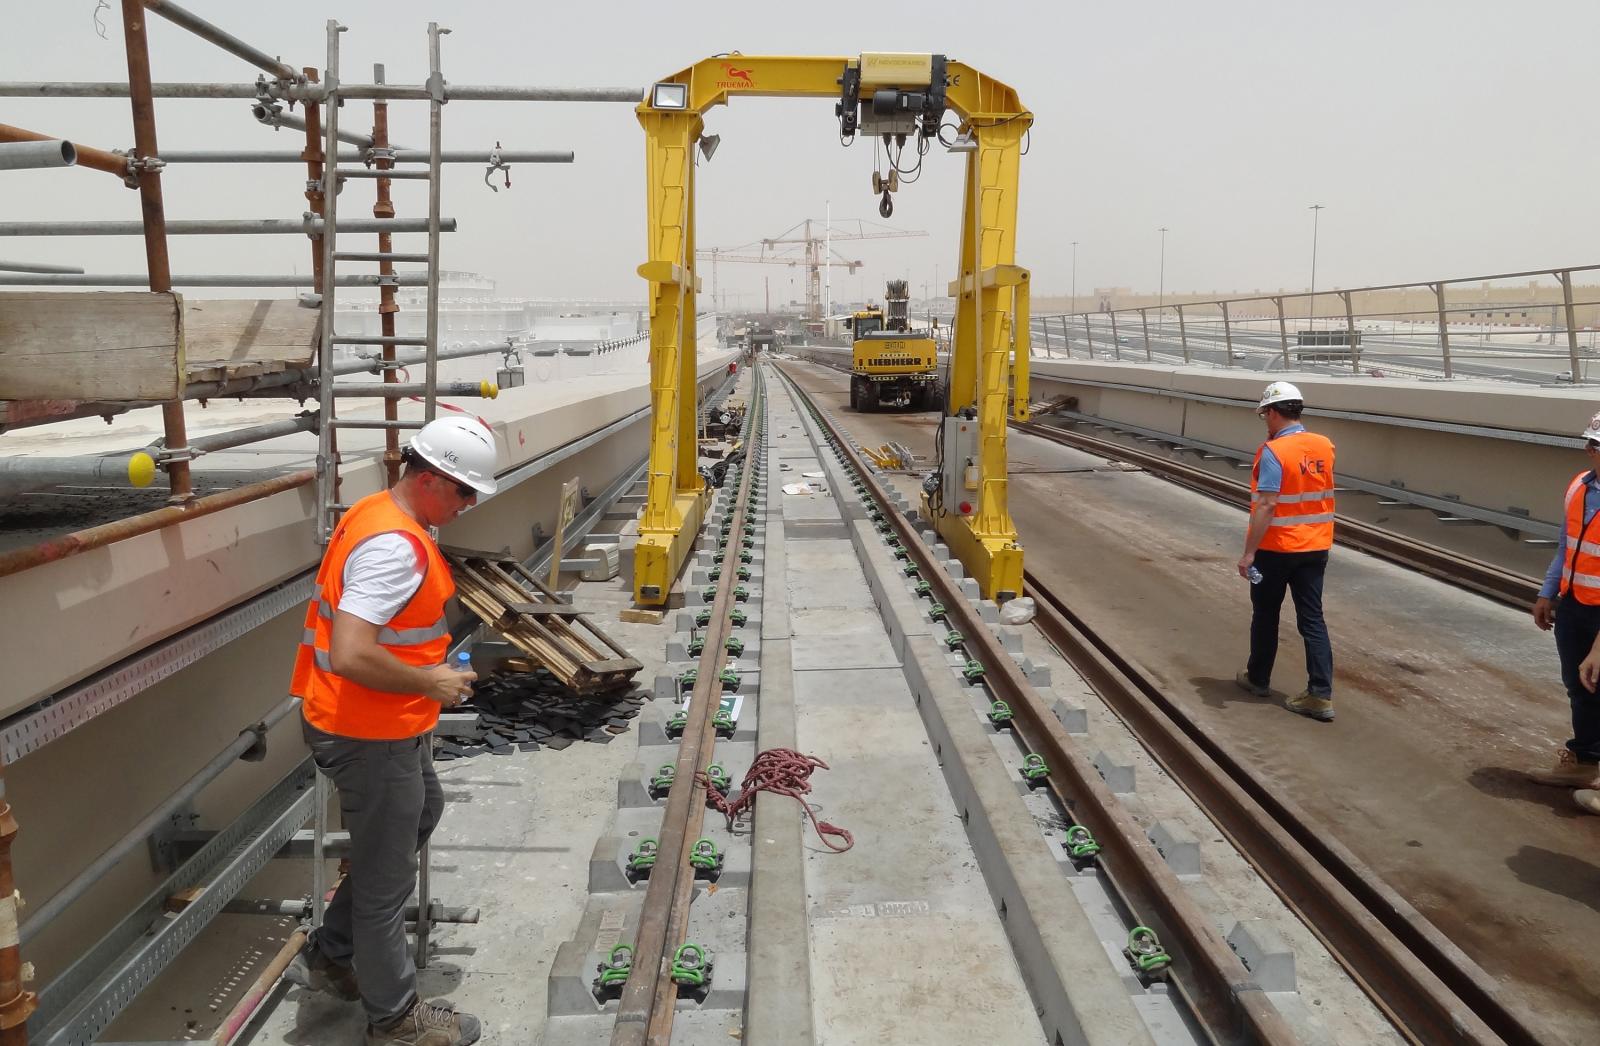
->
[849, 279, 942, 411]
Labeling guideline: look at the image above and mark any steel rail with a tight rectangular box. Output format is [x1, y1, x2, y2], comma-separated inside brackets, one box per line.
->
[1014, 419, 1540, 607]
[792, 356, 1539, 606]
[1022, 576, 1546, 1045]
[612, 370, 763, 1046]
[772, 363, 1293, 1046]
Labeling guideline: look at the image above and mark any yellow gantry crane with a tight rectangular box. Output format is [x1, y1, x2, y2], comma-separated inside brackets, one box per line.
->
[632, 53, 1033, 606]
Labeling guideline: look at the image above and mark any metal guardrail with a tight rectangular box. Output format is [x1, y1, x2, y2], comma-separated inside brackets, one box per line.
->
[1034, 263, 1600, 385]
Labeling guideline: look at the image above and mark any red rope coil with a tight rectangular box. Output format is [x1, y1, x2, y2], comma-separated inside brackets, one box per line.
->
[698, 747, 853, 853]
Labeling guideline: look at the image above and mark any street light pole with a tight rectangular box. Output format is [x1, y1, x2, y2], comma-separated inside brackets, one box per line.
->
[1071, 240, 1079, 313]
[1157, 227, 1168, 312]
[1308, 203, 1324, 331]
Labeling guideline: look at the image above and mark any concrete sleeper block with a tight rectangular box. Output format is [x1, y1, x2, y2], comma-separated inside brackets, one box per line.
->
[1051, 699, 1088, 734]
[1146, 822, 1202, 877]
[1092, 750, 1135, 794]
[1227, 919, 1297, 992]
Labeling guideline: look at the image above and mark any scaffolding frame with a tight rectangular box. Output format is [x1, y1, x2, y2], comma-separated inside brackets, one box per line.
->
[1, 3, 643, 1043]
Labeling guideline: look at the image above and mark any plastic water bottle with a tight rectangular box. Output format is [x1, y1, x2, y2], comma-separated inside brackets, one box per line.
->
[1246, 566, 1263, 585]
[453, 650, 474, 673]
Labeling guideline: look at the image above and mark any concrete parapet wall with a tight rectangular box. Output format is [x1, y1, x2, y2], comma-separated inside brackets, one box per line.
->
[1029, 359, 1596, 529]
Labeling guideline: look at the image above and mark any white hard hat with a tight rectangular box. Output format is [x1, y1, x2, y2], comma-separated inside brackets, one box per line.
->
[408, 416, 498, 494]
[1258, 381, 1305, 410]
[1583, 411, 1600, 443]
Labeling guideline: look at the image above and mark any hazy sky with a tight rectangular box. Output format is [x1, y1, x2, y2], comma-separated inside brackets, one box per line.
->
[4, 0, 1597, 309]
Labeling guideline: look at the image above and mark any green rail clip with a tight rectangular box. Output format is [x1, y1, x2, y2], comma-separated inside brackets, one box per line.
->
[712, 709, 737, 738]
[648, 764, 676, 799]
[725, 636, 746, 657]
[592, 943, 634, 999]
[1125, 926, 1172, 978]
[689, 838, 724, 878]
[1020, 753, 1051, 785]
[666, 711, 688, 739]
[705, 763, 731, 793]
[928, 603, 948, 622]
[961, 659, 986, 682]
[670, 942, 715, 993]
[988, 700, 1014, 727]
[945, 630, 965, 650]
[1063, 825, 1101, 862]
[626, 840, 658, 880]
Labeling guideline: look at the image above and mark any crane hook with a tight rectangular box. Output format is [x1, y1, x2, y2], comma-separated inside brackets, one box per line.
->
[484, 140, 511, 192]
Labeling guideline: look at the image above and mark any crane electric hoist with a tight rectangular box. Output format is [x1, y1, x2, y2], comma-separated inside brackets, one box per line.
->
[632, 53, 1033, 606]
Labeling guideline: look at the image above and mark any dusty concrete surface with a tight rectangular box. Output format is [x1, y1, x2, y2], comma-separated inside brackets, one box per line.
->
[782, 359, 1600, 1045]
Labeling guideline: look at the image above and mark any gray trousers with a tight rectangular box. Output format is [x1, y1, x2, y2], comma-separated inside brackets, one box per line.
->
[302, 715, 444, 1025]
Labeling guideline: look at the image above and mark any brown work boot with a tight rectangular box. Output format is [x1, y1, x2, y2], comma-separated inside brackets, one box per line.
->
[1525, 748, 1600, 788]
[366, 1000, 482, 1046]
[283, 939, 359, 1002]
[1234, 670, 1270, 698]
[1284, 691, 1334, 722]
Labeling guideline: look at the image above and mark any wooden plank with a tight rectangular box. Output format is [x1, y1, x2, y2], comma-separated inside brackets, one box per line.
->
[180, 298, 317, 370]
[0, 291, 181, 400]
[620, 608, 666, 624]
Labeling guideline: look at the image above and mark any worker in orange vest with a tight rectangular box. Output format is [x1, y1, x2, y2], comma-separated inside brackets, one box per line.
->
[1235, 381, 1337, 721]
[1530, 411, 1600, 810]
[285, 415, 495, 1046]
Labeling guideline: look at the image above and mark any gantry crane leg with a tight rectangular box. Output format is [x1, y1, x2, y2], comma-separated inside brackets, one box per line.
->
[633, 110, 707, 605]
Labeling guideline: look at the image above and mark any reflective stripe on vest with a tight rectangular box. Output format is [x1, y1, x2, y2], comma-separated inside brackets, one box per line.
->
[1558, 470, 1600, 605]
[1251, 430, 1336, 553]
[289, 491, 455, 740]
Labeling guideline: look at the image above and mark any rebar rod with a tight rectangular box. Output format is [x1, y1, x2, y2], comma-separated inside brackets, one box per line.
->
[141, 0, 299, 82]
[21, 696, 301, 942]
[0, 273, 427, 286]
[0, 217, 457, 236]
[123, 0, 192, 505]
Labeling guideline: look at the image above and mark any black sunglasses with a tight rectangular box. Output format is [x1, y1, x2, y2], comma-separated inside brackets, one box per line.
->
[422, 468, 476, 499]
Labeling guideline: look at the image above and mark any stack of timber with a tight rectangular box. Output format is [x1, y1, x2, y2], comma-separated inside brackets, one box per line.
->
[444, 545, 643, 693]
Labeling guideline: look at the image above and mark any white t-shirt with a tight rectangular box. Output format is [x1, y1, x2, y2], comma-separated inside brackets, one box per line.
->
[338, 533, 425, 625]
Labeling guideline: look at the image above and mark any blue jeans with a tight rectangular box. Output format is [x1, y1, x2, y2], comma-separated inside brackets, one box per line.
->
[1246, 549, 1333, 697]
[1553, 594, 1600, 762]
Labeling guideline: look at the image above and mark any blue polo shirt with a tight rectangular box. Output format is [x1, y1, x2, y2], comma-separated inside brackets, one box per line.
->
[1254, 422, 1306, 494]
[1541, 471, 1600, 599]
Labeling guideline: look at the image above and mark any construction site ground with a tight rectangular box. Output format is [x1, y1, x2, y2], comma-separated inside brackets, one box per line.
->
[781, 358, 1600, 1044]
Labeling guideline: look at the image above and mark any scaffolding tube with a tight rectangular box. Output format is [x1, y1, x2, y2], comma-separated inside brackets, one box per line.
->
[0, 457, 286, 499]
[21, 695, 301, 943]
[0, 216, 458, 236]
[0, 139, 76, 171]
[157, 148, 573, 164]
[0, 465, 312, 576]
[0, 81, 643, 103]
[0, 272, 429, 286]
[0, 260, 83, 273]
[253, 102, 378, 150]
[0, 122, 127, 178]
[141, 0, 300, 83]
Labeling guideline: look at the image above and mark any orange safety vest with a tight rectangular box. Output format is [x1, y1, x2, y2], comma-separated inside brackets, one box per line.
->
[1558, 470, 1600, 604]
[290, 491, 455, 740]
[1251, 430, 1336, 553]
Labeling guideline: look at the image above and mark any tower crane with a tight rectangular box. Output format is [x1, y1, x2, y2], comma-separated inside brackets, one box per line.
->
[695, 246, 862, 315]
[758, 218, 927, 321]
